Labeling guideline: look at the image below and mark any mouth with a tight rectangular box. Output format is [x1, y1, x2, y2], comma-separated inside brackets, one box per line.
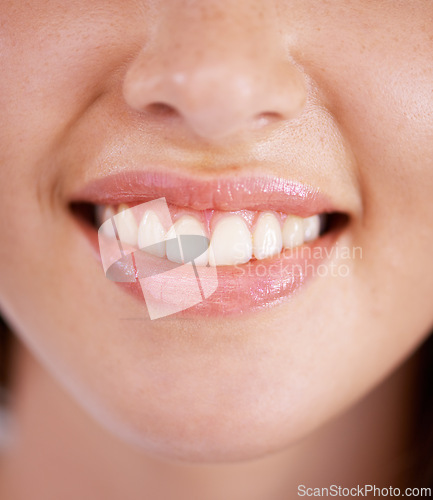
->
[70, 171, 349, 318]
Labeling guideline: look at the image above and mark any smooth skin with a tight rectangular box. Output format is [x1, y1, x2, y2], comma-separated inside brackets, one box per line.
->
[0, 1, 433, 498]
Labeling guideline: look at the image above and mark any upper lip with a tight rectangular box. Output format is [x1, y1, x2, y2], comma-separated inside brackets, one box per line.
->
[70, 170, 343, 217]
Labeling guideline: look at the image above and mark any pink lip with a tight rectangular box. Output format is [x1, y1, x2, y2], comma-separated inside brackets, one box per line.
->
[72, 170, 336, 217]
[115, 233, 337, 317]
[72, 171, 344, 317]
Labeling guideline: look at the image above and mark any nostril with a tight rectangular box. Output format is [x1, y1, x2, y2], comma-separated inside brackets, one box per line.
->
[145, 102, 178, 117]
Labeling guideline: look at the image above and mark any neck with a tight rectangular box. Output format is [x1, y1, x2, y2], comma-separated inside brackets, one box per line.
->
[0, 340, 417, 500]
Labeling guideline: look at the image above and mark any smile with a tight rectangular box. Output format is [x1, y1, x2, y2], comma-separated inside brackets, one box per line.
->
[71, 171, 349, 316]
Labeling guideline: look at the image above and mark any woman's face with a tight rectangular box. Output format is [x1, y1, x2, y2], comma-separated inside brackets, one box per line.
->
[1, 0, 433, 461]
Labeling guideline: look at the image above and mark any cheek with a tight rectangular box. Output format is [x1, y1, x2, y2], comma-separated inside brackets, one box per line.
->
[337, 54, 433, 225]
[337, 41, 433, 328]
[0, 0, 146, 191]
[296, 3, 433, 318]
[292, 2, 433, 210]
[0, 0, 146, 312]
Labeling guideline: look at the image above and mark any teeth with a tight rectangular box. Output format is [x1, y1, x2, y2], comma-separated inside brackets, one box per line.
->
[138, 210, 166, 258]
[166, 215, 209, 266]
[97, 204, 327, 266]
[303, 215, 321, 242]
[209, 215, 252, 266]
[253, 213, 283, 260]
[282, 215, 304, 249]
[114, 204, 138, 246]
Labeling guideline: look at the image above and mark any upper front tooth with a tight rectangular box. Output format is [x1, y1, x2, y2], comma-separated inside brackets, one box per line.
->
[209, 215, 252, 266]
[114, 204, 138, 246]
[303, 215, 321, 242]
[282, 215, 304, 249]
[253, 212, 283, 260]
[138, 210, 166, 258]
[166, 215, 208, 266]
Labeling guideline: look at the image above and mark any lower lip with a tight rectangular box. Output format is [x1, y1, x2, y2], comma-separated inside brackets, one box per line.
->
[91, 229, 337, 318]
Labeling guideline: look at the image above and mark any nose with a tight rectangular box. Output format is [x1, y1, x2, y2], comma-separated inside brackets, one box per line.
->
[122, 0, 307, 141]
